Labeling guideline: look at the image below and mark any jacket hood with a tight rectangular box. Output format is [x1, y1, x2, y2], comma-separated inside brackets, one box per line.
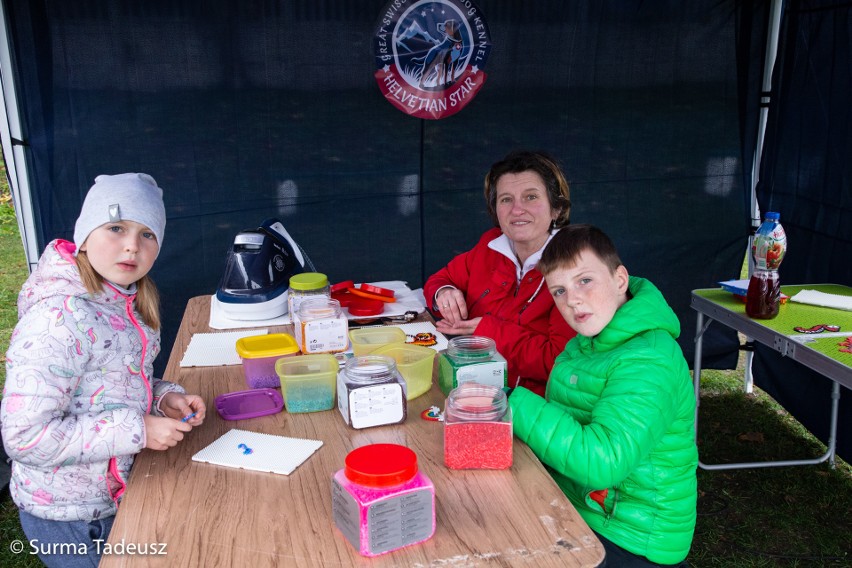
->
[573, 276, 681, 352]
[17, 240, 89, 319]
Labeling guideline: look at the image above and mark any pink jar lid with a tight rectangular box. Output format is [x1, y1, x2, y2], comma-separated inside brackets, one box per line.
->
[344, 444, 418, 488]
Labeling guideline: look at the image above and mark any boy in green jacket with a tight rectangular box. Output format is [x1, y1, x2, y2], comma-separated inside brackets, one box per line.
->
[509, 224, 697, 566]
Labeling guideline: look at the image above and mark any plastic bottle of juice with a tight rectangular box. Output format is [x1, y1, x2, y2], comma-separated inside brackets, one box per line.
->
[746, 212, 786, 319]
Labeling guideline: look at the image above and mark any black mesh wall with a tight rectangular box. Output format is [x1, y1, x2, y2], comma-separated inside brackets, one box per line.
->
[3, 0, 763, 375]
[752, 0, 852, 461]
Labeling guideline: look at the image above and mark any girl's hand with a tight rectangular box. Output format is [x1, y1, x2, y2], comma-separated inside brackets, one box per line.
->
[436, 288, 468, 325]
[435, 316, 482, 336]
[159, 392, 206, 426]
[143, 415, 192, 450]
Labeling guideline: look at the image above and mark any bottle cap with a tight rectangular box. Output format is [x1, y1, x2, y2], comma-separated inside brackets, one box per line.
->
[289, 272, 329, 291]
[344, 444, 418, 487]
[765, 212, 780, 220]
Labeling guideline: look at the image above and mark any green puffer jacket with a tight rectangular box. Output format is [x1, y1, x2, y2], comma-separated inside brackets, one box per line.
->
[509, 276, 697, 564]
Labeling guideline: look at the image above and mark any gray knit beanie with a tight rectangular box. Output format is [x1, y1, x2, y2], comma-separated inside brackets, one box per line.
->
[73, 173, 166, 254]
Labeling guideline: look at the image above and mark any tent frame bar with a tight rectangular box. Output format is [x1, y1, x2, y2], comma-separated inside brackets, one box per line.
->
[0, 0, 39, 272]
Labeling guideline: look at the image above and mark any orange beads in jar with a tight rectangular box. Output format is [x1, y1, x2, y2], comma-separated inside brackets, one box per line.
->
[294, 297, 349, 354]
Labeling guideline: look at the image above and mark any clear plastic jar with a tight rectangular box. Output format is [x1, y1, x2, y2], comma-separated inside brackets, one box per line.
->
[295, 297, 348, 354]
[337, 355, 407, 429]
[438, 336, 507, 395]
[332, 444, 435, 556]
[288, 272, 330, 318]
[444, 382, 513, 470]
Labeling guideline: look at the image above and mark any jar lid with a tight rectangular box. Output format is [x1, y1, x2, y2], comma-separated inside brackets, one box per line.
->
[344, 444, 418, 487]
[446, 335, 496, 361]
[289, 272, 329, 291]
[343, 355, 397, 384]
[298, 297, 342, 318]
[446, 382, 508, 422]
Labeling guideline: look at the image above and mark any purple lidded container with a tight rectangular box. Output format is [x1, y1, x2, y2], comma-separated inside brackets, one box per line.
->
[215, 388, 284, 420]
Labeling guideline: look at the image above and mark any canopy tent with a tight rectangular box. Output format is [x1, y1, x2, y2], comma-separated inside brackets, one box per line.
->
[0, 1, 848, 459]
[749, 1, 852, 463]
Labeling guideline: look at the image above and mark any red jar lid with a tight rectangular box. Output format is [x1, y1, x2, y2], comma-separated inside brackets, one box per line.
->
[359, 283, 395, 298]
[347, 298, 384, 316]
[344, 444, 418, 487]
[331, 290, 354, 307]
[331, 280, 355, 294]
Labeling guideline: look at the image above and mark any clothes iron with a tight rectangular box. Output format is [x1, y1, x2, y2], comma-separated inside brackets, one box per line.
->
[215, 219, 307, 321]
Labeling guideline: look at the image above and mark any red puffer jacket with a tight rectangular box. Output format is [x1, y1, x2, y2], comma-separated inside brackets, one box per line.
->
[424, 228, 576, 395]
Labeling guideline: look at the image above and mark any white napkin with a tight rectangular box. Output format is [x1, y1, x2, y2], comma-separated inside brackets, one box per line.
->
[192, 429, 322, 475]
[179, 329, 268, 367]
[789, 290, 852, 311]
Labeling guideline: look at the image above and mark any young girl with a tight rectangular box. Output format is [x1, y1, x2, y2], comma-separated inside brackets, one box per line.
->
[1, 173, 205, 567]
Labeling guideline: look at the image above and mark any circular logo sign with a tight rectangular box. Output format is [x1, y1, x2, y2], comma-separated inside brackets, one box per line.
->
[373, 0, 491, 119]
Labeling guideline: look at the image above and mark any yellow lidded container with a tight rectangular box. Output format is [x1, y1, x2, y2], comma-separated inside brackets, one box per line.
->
[235, 333, 300, 389]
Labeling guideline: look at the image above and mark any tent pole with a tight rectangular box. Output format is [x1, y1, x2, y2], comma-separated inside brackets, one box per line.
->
[745, 0, 784, 393]
[0, 0, 39, 272]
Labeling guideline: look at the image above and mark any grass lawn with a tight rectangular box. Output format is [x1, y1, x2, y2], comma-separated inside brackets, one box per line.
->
[0, 170, 849, 566]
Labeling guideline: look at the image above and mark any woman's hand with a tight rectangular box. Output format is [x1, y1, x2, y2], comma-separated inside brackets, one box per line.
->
[436, 288, 468, 325]
[159, 392, 206, 426]
[436, 316, 482, 336]
[142, 415, 192, 450]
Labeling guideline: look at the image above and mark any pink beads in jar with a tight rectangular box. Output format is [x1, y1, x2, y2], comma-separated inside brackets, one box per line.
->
[331, 444, 435, 556]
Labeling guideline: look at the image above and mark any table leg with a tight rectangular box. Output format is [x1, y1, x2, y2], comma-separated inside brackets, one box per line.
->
[696, 338, 839, 471]
[692, 312, 710, 443]
[744, 346, 755, 394]
[828, 381, 840, 468]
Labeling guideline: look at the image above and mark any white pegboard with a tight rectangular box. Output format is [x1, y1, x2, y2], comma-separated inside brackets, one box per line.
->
[191, 429, 322, 475]
[179, 329, 268, 367]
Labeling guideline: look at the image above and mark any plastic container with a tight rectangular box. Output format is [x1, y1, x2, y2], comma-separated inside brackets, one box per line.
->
[349, 326, 407, 357]
[275, 354, 339, 413]
[331, 444, 435, 557]
[288, 272, 330, 319]
[337, 355, 407, 429]
[444, 382, 513, 469]
[295, 297, 349, 354]
[372, 343, 436, 400]
[235, 333, 300, 388]
[438, 336, 507, 395]
[746, 212, 787, 319]
[215, 388, 284, 420]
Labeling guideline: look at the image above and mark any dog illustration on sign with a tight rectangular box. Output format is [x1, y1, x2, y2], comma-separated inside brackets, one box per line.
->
[414, 19, 463, 87]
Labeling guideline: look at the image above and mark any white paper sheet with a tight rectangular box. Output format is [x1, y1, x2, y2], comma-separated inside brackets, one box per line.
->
[191, 429, 322, 476]
[789, 289, 852, 311]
